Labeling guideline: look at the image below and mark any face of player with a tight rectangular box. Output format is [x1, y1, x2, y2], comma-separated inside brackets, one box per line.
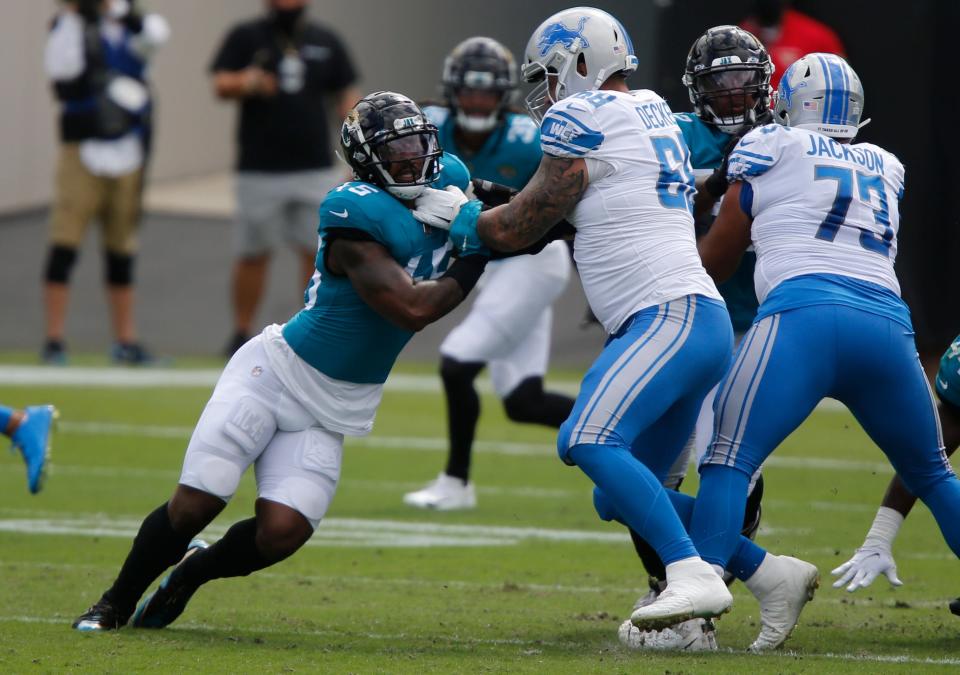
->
[699, 69, 762, 118]
[455, 89, 502, 122]
[379, 134, 436, 184]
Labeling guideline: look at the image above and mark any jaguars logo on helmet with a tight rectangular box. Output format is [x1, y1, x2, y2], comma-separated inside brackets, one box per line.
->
[340, 91, 442, 200]
[442, 37, 518, 133]
[682, 25, 773, 135]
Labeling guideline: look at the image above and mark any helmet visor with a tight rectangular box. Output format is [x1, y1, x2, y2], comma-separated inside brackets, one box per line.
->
[697, 68, 764, 94]
[374, 131, 441, 187]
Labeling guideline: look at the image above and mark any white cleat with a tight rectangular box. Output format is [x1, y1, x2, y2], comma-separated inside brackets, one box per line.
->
[744, 554, 819, 651]
[402, 472, 477, 511]
[618, 617, 718, 651]
[630, 558, 733, 630]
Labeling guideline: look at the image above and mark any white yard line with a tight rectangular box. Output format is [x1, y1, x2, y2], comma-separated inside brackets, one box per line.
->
[0, 364, 850, 412]
[51, 419, 892, 472]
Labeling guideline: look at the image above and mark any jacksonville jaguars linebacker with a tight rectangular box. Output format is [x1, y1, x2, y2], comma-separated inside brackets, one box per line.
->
[403, 36, 574, 511]
[72, 92, 493, 631]
[831, 335, 960, 616]
[690, 53, 960, 648]
[618, 24, 775, 651]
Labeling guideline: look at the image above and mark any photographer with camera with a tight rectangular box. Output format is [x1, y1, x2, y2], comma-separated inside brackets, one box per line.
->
[43, 0, 169, 365]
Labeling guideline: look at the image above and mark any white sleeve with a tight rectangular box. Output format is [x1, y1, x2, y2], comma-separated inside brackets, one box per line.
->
[539, 98, 605, 159]
[726, 124, 785, 183]
[129, 14, 171, 59]
[44, 12, 86, 81]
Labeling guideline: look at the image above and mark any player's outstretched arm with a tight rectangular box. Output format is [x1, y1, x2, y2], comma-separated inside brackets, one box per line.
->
[832, 401, 960, 591]
[696, 181, 752, 283]
[327, 238, 480, 332]
[476, 156, 587, 252]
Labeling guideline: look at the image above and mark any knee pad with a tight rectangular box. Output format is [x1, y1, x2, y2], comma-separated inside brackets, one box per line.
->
[44, 245, 78, 283]
[105, 250, 134, 286]
[502, 377, 543, 423]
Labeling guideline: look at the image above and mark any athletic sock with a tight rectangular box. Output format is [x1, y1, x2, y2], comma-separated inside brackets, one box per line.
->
[177, 518, 272, 587]
[103, 503, 193, 617]
[441, 359, 484, 482]
[570, 443, 697, 565]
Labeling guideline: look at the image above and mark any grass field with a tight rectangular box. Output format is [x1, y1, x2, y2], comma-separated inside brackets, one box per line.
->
[1, 361, 959, 673]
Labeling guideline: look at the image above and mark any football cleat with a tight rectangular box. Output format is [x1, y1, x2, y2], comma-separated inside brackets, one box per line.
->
[631, 558, 733, 630]
[744, 554, 819, 651]
[131, 539, 209, 629]
[402, 473, 476, 511]
[949, 597, 960, 617]
[618, 617, 718, 651]
[72, 597, 127, 631]
[11, 404, 57, 494]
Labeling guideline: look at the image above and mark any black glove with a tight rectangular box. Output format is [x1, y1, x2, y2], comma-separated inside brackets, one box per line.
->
[703, 133, 740, 199]
[470, 178, 517, 209]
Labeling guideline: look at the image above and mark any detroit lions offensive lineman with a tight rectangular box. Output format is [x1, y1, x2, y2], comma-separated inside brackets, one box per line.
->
[72, 92, 491, 631]
[415, 7, 749, 630]
[403, 37, 574, 511]
[618, 24, 776, 651]
[690, 53, 960, 646]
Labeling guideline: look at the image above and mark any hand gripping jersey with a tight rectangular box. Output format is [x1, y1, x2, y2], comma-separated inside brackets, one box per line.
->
[281, 152, 471, 384]
[423, 106, 541, 190]
[540, 90, 721, 333]
[727, 124, 906, 309]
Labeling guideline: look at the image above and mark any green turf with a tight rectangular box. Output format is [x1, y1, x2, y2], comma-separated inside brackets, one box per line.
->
[1, 372, 959, 673]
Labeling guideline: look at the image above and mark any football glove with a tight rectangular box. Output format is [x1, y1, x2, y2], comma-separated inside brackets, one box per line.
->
[448, 200, 487, 257]
[412, 186, 470, 230]
[831, 545, 903, 592]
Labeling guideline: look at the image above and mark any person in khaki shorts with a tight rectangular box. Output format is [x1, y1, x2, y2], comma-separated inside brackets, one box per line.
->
[43, 0, 169, 364]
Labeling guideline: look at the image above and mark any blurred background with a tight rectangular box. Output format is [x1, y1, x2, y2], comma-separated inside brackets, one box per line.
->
[1, 0, 956, 367]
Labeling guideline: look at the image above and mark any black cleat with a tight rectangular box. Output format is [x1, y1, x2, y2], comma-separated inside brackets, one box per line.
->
[111, 342, 156, 366]
[41, 339, 67, 365]
[950, 597, 960, 617]
[73, 597, 128, 631]
[132, 540, 208, 629]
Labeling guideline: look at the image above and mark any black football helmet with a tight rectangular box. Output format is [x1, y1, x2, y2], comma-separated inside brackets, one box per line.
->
[340, 91, 442, 200]
[442, 36, 518, 132]
[682, 25, 773, 134]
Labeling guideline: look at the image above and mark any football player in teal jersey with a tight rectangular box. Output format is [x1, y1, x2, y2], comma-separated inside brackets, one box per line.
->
[405, 37, 574, 511]
[832, 335, 960, 615]
[0, 403, 55, 494]
[72, 92, 495, 632]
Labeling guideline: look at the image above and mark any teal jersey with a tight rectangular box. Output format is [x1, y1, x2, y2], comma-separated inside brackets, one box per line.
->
[423, 106, 541, 190]
[282, 153, 471, 384]
[675, 111, 759, 333]
[937, 335, 960, 410]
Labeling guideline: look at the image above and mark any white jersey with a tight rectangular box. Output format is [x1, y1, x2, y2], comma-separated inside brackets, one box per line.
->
[727, 124, 905, 303]
[540, 89, 721, 334]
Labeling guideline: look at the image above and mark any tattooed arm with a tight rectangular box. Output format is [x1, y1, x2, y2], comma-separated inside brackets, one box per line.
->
[476, 156, 587, 252]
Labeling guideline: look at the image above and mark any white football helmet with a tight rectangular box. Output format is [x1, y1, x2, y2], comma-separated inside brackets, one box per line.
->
[521, 7, 638, 123]
[774, 53, 865, 139]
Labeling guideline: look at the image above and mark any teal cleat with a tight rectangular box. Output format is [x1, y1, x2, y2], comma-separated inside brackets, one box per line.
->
[132, 539, 209, 628]
[11, 405, 57, 494]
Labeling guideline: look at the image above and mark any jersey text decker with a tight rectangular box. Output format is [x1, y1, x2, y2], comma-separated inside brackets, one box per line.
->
[539, 89, 721, 334]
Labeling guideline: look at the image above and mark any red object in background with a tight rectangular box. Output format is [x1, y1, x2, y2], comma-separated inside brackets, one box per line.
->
[741, 8, 845, 89]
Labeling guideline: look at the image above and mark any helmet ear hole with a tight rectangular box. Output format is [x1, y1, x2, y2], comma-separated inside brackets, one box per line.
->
[576, 53, 587, 77]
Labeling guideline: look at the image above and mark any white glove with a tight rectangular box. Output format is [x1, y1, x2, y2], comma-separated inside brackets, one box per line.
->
[831, 545, 903, 592]
[412, 186, 469, 230]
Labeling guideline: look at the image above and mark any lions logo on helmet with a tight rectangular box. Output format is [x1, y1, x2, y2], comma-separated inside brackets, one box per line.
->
[774, 53, 865, 140]
[340, 91, 442, 200]
[521, 7, 637, 123]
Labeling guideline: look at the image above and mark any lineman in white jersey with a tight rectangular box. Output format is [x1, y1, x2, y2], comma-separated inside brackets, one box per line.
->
[689, 53, 960, 648]
[414, 7, 750, 630]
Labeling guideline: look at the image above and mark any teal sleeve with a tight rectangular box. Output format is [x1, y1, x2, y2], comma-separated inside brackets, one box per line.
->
[318, 184, 389, 243]
[937, 336, 960, 409]
[436, 152, 471, 191]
